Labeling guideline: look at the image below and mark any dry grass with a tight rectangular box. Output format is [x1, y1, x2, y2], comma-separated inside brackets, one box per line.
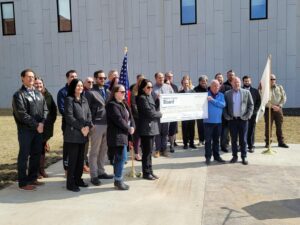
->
[0, 109, 63, 189]
[0, 108, 299, 189]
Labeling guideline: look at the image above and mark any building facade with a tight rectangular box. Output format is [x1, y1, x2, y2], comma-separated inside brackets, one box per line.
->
[0, 0, 299, 108]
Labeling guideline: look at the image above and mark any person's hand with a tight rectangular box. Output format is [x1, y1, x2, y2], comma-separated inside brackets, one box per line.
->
[129, 127, 134, 135]
[44, 142, 50, 152]
[37, 123, 44, 133]
[81, 127, 89, 137]
[207, 96, 213, 101]
[272, 105, 280, 112]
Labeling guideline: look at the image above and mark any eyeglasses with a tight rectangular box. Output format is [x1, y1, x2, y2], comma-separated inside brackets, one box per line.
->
[146, 86, 153, 89]
[87, 81, 94, 84]
[118, 91, 126, 94]
[270, 79, 276, 81]
[98, 77, 107, 80]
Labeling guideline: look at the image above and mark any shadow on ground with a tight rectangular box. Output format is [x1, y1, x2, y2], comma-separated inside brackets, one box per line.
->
[243, 198, 300, 220]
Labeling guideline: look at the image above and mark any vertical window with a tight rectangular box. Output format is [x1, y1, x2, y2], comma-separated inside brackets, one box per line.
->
[250, 0, 268, 20]
[57, 0, 72, 32]
[180, 0, 197, 25]
[1, 2, 16, 35]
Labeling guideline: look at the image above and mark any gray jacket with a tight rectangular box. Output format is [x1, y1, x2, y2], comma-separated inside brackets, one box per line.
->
[223, 88, 254, 121]
[85, 86, 107, 125]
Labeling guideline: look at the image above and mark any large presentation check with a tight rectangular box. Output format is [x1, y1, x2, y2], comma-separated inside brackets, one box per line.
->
[160, 93, 208, 123]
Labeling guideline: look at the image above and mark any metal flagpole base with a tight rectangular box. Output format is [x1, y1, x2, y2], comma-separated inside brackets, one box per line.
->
[262, 147, 277, 155]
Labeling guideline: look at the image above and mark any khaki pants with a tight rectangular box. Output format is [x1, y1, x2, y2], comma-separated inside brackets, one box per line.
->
[89, 125, 108, 178]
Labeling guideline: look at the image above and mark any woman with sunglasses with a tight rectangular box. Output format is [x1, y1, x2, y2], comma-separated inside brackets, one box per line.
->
[136, 79, 162, 180]
[106, 84, 135, 190]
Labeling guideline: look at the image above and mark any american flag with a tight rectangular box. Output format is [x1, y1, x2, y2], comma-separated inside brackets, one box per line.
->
[119, 52, 130, 100]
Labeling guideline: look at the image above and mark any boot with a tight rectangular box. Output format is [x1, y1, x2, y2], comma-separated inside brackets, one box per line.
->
[114, 180, 129, 190]
[39, 154, 48, 178]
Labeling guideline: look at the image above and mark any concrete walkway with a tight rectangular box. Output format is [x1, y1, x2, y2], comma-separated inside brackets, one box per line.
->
[0, 144, 299, 225]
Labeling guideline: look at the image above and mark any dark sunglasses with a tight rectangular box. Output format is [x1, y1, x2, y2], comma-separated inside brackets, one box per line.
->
[146, 86, 153, 89]
[98, 77, 107, 80]
[270, 79, 276, 81]
[87, 81, 94, 84]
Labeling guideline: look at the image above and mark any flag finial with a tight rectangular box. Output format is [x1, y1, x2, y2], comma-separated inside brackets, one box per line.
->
[124, 46, 128, 54]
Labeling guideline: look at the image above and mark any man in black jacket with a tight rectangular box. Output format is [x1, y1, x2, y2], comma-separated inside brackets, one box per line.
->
[12, 69, 48, 191]
[242, 75, 261, 152]
[194, 75, 208, 146]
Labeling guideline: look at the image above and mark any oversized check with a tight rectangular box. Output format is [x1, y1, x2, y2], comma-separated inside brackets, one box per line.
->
[160, 93, 208, 123]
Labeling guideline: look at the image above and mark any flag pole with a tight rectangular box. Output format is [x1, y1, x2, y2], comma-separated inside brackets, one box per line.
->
[262, 54, 276, 154]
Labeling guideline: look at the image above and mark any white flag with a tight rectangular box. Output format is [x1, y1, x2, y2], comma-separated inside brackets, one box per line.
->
[256, 56, 271, 122]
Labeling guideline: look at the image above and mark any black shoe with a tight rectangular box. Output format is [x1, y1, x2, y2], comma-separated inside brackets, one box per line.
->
[189, 144, 197, 149]
[183, 145, 188, 149]
[230, 156, 238, 163]
[242, 158, 249, 165]
[91, 177, 101, 186]
[76, 180, 88, 187]
[221, 147, 229, 153]
[265, 144, 270, 148]
[248, 148, 254, 153]
[98, 173, 114, 179]
[114, 180, 129, 190]
[170, 147, 175, 153]
[214, 157, 226, 163]
[151, 173, 159, 179]
[205, 158, 211, 165]
[67, 186, 80, 192]
[278, 143, 289, 148]
[143, 174, 156, 180]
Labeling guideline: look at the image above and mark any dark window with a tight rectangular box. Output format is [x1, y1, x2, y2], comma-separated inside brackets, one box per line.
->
[250, 0, 268, 20]
[57, 0, 72, 32]
[180, 0, 197, 25]
[1, 2, 16, 35]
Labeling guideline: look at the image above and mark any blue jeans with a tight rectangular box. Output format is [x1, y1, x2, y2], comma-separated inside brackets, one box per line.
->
[17, 128, 43, 187]
[204, 123, 222, 159]
[114, 145, 127, 181]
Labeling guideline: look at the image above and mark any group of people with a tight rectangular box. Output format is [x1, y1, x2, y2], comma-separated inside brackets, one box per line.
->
[12, 68, 288, 192]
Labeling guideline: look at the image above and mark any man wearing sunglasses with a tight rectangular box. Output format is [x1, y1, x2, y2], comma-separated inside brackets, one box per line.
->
[264, 74, 289, 148]
[85, 70, 113, 186]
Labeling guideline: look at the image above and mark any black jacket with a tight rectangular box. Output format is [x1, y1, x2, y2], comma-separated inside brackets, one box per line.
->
[12, 85, 48, 130]
[243, 86, 261, 116]
[220, 80, 232, 93]
[194, 85, 207, 93]
[106, 100, 135, 147]
[43, 89, 57, 141]
[136, 94, 162, 136]
[64, 96, 92, 143]
[85, 86, 108, 125]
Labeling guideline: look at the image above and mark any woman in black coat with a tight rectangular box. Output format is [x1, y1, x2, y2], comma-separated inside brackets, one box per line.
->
[106, 84, 135, 190]
[64, 79, 92, 192]
[136, 79, 162, 180]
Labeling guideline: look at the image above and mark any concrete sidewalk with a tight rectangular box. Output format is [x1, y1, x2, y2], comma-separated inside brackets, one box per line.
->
[0, 144, 299, 225]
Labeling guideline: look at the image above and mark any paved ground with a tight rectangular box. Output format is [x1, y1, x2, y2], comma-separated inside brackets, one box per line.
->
[0, 144, 299, 225]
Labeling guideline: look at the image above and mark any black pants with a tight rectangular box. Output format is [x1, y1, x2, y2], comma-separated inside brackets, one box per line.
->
[247, 115, 257, 149]
[64, 142, 85, 189]
[17, 128, 43, 187]
[196, 119, 205, 143]
[221, 118, 230, 149]
[229, 119, 248, 158]
[182, 120, 195, 146]
[204, 123, 221, 159]
[140, 136, 154, 176]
